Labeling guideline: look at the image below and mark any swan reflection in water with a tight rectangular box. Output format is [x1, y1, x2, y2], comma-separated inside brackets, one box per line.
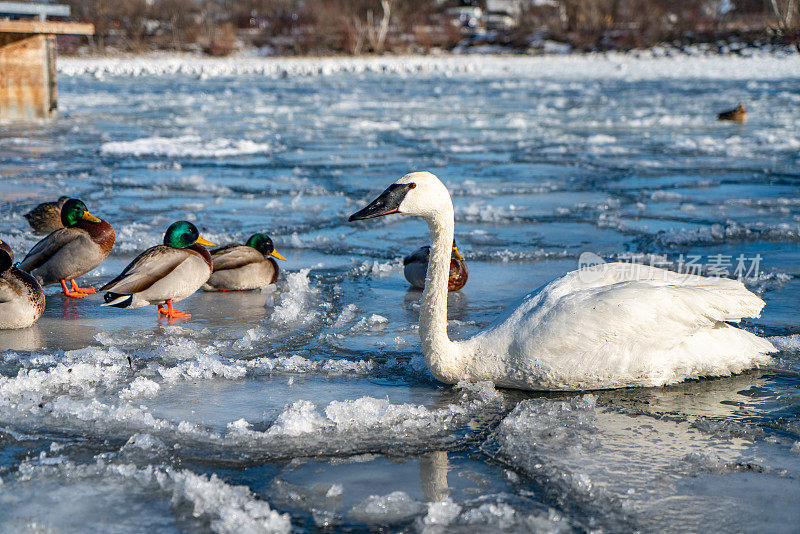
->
[420, 450, 450, 502]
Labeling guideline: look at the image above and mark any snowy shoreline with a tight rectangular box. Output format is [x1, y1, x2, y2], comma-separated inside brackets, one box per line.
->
[58, 51, 800, 81]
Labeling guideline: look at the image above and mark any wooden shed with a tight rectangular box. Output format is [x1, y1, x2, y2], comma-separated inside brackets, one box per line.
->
[0, 2, 93, 121]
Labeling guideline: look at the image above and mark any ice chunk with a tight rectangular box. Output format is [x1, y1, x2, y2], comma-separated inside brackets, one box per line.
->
[422, 498, 462, 526]
[350, 491, 424, 525]
[266, 400, 330, 437]
[121, 432, 167, 453]
[158, 354, 246, 383]
[59, 54, 800, 83]
[333, 303, 359, 328]
[770, 334, 800, 352]
[100, 135, 270, 158]
[3, 460, 290, 534]
[246, 354, 375, 376]
[119, 376, 161, 399]
[270, 269, 319, 325]
[167, 468, 290, 533]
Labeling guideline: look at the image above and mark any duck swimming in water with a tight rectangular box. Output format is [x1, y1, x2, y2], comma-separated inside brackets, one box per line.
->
[0, 240, 45, 329]
[349, 172, 775, 391]
[404, 241, 468, 292]
[101, 221, 214, 318]
[717, 103, 746, 122]
[202, 233, 286, 291]
[24, 196, 70, 234]
[19, 199, 115, 298]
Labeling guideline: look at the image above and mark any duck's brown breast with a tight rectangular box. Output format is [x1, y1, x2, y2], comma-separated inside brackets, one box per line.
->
[448, 258, 469, 292]
[189, 244, 214, 270]
[77, 219, 116, 256]
[267, 257, 280, 284]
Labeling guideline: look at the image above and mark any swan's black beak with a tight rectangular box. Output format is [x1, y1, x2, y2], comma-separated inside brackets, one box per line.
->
[348, 183, 416, 222]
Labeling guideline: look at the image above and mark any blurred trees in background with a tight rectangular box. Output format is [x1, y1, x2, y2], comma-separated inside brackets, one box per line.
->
[56, 0, 800, 55]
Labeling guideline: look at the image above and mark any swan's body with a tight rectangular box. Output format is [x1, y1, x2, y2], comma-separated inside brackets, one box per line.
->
[350, 172, 775, 391]
[0, 241, 45, 329]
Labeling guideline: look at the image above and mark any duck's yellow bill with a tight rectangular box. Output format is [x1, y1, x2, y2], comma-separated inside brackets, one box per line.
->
[270, 250, 287, 261]
[452, 247, 465, 261]
[82, 211, 101, 223]
[196, 236, 215, 247]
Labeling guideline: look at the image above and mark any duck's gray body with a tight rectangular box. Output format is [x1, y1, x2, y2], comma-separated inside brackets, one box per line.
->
[0, 267, 45, 329]
[101, 245, 212, 308]
[202, 244, 278, 291]
[19, 220, 116, 286]
[403, 252, 429, 290]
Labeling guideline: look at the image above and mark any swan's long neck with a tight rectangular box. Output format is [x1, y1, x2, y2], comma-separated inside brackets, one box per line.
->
[420, 205, 463, 383]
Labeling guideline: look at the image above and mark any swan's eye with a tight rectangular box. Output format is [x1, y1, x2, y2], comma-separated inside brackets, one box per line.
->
[409, 183, 417, 189]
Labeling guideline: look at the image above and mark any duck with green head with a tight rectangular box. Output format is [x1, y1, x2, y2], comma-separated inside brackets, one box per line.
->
[101, 221, 215, 318]
[202, 233, 286, 291]
[19, 198, 116, 298]
[0, 240, 46, 329]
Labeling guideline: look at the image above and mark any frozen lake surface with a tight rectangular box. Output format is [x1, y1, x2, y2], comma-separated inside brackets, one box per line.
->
[1, 54, 799, 532]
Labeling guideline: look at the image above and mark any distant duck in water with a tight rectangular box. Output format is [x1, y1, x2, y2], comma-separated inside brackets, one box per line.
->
[101, 221, 214, 318]
[24, 196, 70, 234]
[404, 241, 468, 292]
[202, 233, 286, 291]
[0, 240, 45, 329]
[19, 199, 116, 298]
[717, 103, 746, 122]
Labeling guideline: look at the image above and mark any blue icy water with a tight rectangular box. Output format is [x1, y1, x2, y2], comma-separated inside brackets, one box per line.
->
[0, 56, 799, 532]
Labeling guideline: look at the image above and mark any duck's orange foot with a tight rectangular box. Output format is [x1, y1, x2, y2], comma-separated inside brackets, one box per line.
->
[159, 309, 191, 318]
[70, 280, 96, 294]
[157, 302, 191, 319]
[60, 279, 88, 299]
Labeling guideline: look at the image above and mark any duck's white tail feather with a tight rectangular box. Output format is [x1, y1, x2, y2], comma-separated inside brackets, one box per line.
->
[101, 293, 132, 307]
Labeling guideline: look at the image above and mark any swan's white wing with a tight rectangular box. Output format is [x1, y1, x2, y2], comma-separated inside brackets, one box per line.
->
[463, 263, 775, 390]
[485, 262, 758, 330]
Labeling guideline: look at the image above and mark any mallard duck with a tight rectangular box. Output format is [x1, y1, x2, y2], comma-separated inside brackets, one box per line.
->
[404, 241, 468, 292]
[101, 221, 214, 318]
[717, 103, 746, 122]
[202, 233, 286, 291]
[19, 198, 116, 298]
[24, 196, 70, 235]
[0, 240, 46, 329]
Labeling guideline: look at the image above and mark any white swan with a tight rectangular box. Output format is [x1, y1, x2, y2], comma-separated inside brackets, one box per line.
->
[349, 172, 776, 391]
